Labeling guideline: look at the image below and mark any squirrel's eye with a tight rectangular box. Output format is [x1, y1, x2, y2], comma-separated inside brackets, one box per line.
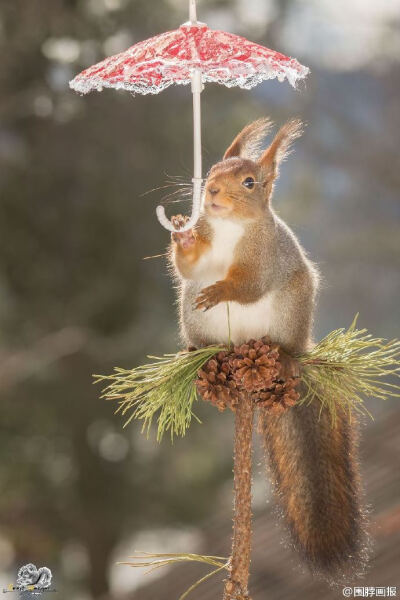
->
[242, 177, 255, 189]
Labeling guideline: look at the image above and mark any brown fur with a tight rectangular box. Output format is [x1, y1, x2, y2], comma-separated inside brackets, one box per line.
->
[174, 232, 210, 279]
[169, 118, 367, 579]
[259, 401, 367, 579]
[223, 117, 273, 161]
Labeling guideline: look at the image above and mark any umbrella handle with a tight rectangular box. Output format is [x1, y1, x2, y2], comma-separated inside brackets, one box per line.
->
[156, 68, 204, 234]
[156, 177, 202, 233]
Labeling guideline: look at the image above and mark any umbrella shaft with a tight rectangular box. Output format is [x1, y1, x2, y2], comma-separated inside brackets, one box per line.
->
[189, 0, 197, 23]
[192, 70, 202, 181]
[155, 70, 203, 234]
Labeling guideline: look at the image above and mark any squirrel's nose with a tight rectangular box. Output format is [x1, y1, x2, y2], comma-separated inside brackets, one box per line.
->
[208, 187, 220, 196]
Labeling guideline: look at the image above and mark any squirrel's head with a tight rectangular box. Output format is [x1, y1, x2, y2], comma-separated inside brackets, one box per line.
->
[204, 117, 303, 220]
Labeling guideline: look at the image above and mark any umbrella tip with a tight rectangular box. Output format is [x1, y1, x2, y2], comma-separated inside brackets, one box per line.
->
[181, 20, 207, 29]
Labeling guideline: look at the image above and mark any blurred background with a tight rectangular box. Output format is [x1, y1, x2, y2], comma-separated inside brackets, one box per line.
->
[0, 0, 399, 598]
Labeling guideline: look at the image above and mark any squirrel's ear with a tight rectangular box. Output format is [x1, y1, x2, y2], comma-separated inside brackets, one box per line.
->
[258, 119, 304, 179]
[223, 118, 273, 160]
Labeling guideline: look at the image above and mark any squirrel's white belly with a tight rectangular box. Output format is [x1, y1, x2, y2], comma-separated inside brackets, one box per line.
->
[193, 295, 275, 346]
[183, 216, 275, 345]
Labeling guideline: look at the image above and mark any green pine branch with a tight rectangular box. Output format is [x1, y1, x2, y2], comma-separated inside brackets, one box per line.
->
[94, 316, 400, 441]
[298, 315, 400, 422]
[94, 345, 225, 442]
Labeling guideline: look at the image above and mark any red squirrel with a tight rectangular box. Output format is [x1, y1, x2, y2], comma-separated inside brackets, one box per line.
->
[170, 118, 366, 578]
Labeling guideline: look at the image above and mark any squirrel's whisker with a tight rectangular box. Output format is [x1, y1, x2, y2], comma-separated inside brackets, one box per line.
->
[140, 180, 193, 198]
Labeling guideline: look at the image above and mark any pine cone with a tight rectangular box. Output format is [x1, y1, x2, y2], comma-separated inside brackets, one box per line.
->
[196, 351, 240, 411]
[231, 338, 280, 393]
[256, 378, 301, 414]
[196, 339, 300, 415]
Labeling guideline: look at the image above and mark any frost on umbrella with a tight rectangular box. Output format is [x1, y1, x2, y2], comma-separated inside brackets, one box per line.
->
[70, 23, 309, 96]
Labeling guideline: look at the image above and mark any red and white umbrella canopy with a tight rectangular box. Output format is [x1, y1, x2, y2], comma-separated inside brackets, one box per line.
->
[70, 22, 309, 96]
[70, 1, 309, 232]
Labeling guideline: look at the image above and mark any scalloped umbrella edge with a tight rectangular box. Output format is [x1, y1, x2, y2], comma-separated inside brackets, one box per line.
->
[69, 0, 309, 232]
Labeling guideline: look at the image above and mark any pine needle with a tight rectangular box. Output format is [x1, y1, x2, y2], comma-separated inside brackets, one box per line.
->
[118, 551, 229, 600]
[94, 345, 225, 442]
[298, 315, 400, 423]
[94, 316, 400, 438]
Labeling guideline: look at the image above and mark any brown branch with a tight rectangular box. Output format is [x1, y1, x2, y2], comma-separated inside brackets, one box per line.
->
[223, 392, 254, 600]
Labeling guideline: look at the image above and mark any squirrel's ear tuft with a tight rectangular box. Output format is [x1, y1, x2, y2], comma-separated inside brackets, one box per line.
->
[223, 118, 273, 161]
[258, 118, 304, 177]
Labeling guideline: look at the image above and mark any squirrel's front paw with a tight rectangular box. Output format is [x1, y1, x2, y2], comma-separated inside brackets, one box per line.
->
[194, 282, 227, 311]
[171, 215, 196, 250]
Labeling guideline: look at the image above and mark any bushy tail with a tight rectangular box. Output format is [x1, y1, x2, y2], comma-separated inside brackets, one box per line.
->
[259, 400, 368, 580]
